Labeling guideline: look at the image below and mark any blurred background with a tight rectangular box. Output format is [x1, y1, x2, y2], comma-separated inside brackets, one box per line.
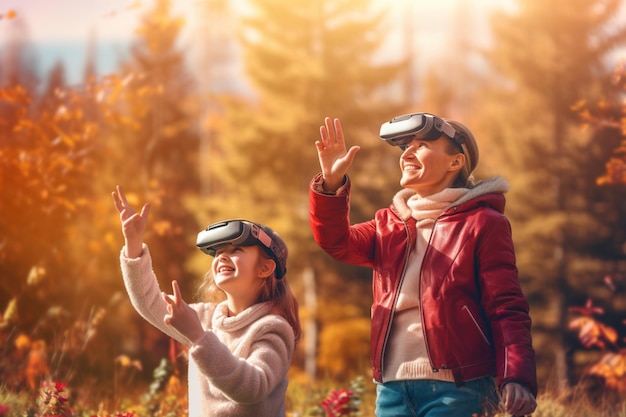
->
[1, 0, 626, 413]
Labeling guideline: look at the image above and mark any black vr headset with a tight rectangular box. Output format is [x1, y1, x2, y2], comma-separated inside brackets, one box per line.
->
[379, 112, 465, 152]
[196, 220, 286, 279]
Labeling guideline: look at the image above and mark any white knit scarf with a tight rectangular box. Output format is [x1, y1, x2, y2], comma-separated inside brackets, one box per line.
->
[406, 187, 470, 223]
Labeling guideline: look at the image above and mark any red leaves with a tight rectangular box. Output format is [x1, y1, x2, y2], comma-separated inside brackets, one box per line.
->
[569, 298, 605, 317]
[569, 298, 618, 350]
[569, 295, 626, 393]
[37, 380, 71, 417]
[320, 389, 356, 417]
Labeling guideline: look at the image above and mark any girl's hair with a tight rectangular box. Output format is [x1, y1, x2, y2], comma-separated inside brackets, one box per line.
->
[194, 241, 302, 345]
[444, 119, 480, 188]
[255, 249, 302, 344]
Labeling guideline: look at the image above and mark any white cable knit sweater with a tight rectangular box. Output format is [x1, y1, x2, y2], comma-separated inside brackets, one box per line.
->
[120, 244, 295, 417]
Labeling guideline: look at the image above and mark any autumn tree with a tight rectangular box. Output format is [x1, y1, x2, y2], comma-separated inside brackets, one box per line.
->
[566, 59, 626, 399]
[106, 0, 202, 373]
[480, 0, 626, 393]
[0, 0, 200, 394]
[189, 0, 409, 380]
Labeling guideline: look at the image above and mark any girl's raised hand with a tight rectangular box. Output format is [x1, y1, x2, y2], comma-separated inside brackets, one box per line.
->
[315, 117, 360, 192]
[112, 185, 150, 258]
[163, 280, 205, 345]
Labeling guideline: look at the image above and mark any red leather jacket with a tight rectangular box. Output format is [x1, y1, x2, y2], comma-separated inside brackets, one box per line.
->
[309, 174, 537, 395]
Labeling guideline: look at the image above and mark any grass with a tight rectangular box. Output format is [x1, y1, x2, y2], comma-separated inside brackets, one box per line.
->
[2, 371, 625, 417]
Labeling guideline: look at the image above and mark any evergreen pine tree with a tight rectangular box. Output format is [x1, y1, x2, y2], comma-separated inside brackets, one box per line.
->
[482, 0, 626, 392]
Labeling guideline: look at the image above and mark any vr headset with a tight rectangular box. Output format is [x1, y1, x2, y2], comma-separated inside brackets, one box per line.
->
[379, 112, 465, 152]
[196, 220, 286, 279]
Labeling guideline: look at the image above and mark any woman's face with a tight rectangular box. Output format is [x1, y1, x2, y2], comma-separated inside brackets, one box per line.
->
[399, 137, 464, 197]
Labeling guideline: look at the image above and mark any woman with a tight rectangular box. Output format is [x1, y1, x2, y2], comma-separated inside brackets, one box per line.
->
[309, 114, 537, 417]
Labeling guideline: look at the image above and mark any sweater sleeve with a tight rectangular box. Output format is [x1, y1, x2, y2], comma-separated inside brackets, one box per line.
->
[189, 315, 294, 404]
[119, 244, 195, 347]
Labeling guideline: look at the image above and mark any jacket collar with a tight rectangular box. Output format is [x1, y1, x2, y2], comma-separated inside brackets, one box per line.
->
[392, 176, 510, 221]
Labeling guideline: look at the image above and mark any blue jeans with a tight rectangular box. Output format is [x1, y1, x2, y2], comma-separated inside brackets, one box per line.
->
[375, 377, 500, 417]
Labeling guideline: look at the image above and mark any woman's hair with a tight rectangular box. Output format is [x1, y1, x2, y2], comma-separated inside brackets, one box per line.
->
[194, 233, 302, 345]
[444, 119, 480, 188]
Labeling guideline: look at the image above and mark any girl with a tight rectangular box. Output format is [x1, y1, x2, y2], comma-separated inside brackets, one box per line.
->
[112, 185, 301, 417]
[309, 114, 537, 417]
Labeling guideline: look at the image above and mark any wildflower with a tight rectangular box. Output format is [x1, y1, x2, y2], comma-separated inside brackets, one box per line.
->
[0, 404, 10, 416]
[320, 389, 355, 417]
[38, 380, 72, 417]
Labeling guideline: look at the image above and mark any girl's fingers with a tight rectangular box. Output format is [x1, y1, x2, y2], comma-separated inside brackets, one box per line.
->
[112, 185, 132, 214]
[112, 192, 122, 212]
[139, 203, 151, 220]
[171, 280, 181, 305]
[162, 291, 174, 306]
[116, 185, 127, 204]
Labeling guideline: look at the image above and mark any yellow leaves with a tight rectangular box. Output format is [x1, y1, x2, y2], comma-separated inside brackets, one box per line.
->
[14, 333, 31, 350]
[123, 191, 142, 208]
[153, 219, 173, 236]
[317, 318, 371, 380]
[115, 354, 143, 371]
[27, 266, 47, 286]
[0, 298, 18, 328]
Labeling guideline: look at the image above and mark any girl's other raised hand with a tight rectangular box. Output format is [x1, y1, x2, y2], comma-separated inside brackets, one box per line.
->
[315, 117, 360, 192]
[112, 185, 150, 258]
[162, 280, 205, 345]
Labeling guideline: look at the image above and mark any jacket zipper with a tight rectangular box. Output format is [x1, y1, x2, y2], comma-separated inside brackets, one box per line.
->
[379, 219, 412, 380]
[420, 219, 438, 371]
[461, 305, 491, 346]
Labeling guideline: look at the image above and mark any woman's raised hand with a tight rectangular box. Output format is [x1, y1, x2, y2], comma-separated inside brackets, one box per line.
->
[112, 185, 150, 258]
[315, 117, 360, 192]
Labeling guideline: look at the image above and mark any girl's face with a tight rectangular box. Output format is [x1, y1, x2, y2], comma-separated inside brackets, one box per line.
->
[399, 137, 464, 197]
[212, 245, 272, 303]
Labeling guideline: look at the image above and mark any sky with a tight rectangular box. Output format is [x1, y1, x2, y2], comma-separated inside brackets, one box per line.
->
[2, 0, 513, 41]
[0, 0, 516, 85]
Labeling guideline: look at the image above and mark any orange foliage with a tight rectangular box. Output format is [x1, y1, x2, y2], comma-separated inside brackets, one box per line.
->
[569, 293, 626, 394]
[317, 318, 371, 381]
[0, 9, 16, 20]
[572, 60, 626, 186]
[568, 316, 618, 350]
[25, 340, 50, 391]
[587, 350, 626, 392]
